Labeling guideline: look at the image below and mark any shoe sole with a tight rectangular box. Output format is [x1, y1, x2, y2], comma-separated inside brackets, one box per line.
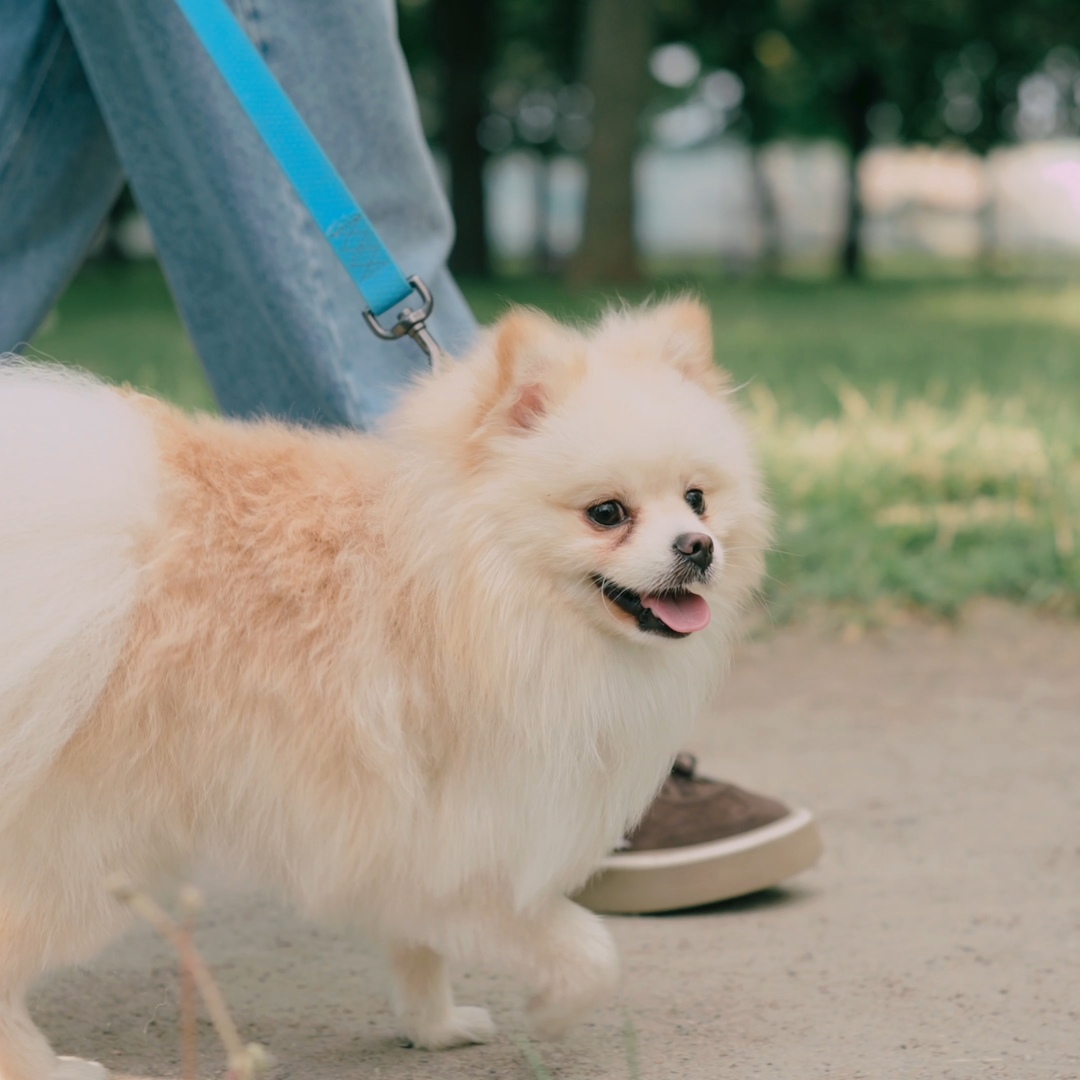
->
[572, 808, 822, 914]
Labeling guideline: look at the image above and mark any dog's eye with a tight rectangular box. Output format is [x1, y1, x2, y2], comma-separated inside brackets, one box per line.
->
[685, 489, 706, 515]
[587, 501, 628, 528]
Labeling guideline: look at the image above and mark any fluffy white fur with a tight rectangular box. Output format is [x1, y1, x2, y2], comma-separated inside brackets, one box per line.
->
[0, 364, 159, 828]
[0, 301, 768, 1078]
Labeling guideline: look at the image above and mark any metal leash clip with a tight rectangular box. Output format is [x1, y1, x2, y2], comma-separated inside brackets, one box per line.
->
[363, 276, 444, 371]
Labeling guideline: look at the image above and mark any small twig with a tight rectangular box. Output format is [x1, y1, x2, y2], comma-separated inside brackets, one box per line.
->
[107, 875, 272, 1080]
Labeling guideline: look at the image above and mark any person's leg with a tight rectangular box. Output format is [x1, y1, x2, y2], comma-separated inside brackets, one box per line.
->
[0, 0, 125, 351]
[51, 0, 477, 428]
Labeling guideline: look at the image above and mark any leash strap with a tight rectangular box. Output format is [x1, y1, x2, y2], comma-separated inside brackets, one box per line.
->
[171, 0, 442, 362]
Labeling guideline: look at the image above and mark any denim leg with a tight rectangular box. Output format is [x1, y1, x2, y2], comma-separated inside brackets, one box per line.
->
[0, 0, 125, 350]
[39, 0, 477, 427]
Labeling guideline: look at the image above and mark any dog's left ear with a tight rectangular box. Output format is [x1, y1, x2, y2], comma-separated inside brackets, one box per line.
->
[491, 309, 552, 430]
[648, 299, 729, 392]
[482, 307, 584, 433]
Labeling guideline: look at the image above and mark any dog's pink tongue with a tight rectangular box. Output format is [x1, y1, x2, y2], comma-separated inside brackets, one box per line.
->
[642, 593, 711, 633]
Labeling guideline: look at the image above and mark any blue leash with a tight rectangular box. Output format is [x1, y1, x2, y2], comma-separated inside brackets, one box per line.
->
[171, 0, 442, 365]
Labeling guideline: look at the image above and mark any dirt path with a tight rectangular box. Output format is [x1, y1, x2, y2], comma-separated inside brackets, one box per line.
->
[32, 603, 1080, 1079]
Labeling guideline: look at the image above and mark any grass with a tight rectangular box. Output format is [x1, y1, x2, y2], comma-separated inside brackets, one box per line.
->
[31, 263, 218, 412]
[30, 262, 1080, 620]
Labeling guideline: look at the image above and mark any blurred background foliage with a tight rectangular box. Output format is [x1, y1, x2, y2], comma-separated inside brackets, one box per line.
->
[39, 0, 1080, 623]
[399, 0, 1080, 280]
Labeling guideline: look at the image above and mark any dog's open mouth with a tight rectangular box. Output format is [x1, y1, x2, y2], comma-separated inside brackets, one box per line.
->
[593, 576, 711, 637]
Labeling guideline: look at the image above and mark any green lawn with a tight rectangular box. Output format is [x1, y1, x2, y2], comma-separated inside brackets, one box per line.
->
[30, 262, 1080, 620]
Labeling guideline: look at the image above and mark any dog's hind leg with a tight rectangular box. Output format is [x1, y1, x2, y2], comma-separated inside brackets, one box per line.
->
[388, 942, 496, 1050]
[0, 906, 55, 1080]
[0, 913, 111, 1080]
[414, 896, 618, 1044]
[0, 992, 57, 1080]
[0, 981, 108, 1079]
[494, 896, 619, 1041]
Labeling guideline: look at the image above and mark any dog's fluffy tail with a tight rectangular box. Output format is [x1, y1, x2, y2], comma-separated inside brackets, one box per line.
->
[0, 359, 159, 823]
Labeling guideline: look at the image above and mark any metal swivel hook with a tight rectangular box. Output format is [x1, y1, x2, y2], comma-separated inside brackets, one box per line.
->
[362, 276, 445, 372]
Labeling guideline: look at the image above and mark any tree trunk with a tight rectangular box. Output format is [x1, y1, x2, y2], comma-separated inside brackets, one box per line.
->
[841, 151, 863, 279]
[751, 148, 781, 277]
[434, 0, 492, 277]
[976, 166, 996, 276]
[837, 68, 881, 280]
[533, 152, 559, 275]
[568, 0, 653, 285]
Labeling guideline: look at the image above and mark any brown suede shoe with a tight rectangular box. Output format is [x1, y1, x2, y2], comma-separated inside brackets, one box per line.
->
[574, 754, 822, 914]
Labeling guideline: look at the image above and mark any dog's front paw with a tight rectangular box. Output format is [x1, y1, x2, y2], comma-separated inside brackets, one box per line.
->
[51, 1058, 110, 1080]
[402, 1005, 497, 1050]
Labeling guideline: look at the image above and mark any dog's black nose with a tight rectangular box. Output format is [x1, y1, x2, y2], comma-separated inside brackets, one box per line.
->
[674, 532, 713, 571]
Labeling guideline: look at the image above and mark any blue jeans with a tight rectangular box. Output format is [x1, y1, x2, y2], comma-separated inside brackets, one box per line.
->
[0, 0, 478, 428]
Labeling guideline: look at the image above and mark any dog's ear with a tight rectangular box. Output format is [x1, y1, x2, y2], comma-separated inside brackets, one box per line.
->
[646, 299, 729, 392]
[476, 308, 579, 435]
[492, 309, 551, 430]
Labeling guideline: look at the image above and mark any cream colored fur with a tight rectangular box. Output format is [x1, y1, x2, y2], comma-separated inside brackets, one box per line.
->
[0, 301, 768, 1077]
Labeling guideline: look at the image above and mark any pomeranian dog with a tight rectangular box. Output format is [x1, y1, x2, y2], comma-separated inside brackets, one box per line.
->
[0, 300, 767, 1079]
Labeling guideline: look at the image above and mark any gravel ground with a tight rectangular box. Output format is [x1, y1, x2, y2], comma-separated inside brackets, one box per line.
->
[32, 602, 1080, 1079]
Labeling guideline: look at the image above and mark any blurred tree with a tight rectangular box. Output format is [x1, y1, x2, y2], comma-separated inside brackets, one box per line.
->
[569, 0, 655, 283]
[494, 0, 585, 272]
[735, 0, 1080, 276]
[688, 2, 788, 273]
[400, 0, 1080, 282]
[399, 0, 584, 275]
[691, 1, 980, 275]
[693, 0, 952, 278]
[896, 0, 1080, 151]
[432, 0, 494, 276]
[775, 0, 903, 279]
[398, 0, 495, 275]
